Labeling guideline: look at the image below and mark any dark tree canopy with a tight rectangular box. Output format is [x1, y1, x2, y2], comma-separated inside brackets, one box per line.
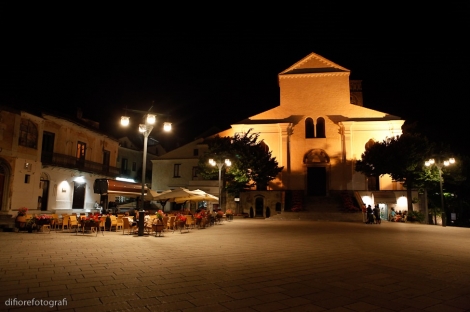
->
[198, 129, 284, 195]
[355, 133, 435, 211]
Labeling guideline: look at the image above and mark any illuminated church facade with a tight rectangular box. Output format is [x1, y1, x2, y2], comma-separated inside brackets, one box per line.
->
[152, 52, 410, 214]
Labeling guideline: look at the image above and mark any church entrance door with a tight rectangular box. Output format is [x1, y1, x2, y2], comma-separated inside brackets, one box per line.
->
[307, 167, 326, 196]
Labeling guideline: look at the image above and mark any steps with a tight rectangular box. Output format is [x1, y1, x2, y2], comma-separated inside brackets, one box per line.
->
[269, 192, 362, 222]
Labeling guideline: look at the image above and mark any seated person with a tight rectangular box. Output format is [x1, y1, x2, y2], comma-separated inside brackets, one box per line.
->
[143, 211, 151, 227]
[390, 208, 398, 221]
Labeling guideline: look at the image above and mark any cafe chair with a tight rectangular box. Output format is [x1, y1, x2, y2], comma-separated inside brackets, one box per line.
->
[122, 217, 136, 235]
[99, 216, 107, 232]
[109, 215, 117, 231]
[167, 216, 176, 233]
[40, 223, 51, 233]
[116, 215, 124, 231]
[50, 214, 59, 230]
[185, 215, 195, 229]
[61, 215, 70, 231]
[69, 215, 79, 232]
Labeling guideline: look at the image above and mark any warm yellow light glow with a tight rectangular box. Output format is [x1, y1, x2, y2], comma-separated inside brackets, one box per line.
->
[121, 116, 130, 126]
[449, 158, 455, 164]
[396, 196, 408, 211]
[139, 124, 146, 133]
[163, 122, 172, 132]
[429, 158, 435, 165]
[146, 114, 156, 125]
[444, 160, 450, 166]
[361, 196, 372, 207]
[225, 159, 231, 167]
[209, 159, 215, 166]
[425, 161, 430, 167]
[74, 176, 85, 183]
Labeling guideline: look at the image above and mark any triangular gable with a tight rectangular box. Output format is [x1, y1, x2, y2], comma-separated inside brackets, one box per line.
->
[280, 52, 349, 75]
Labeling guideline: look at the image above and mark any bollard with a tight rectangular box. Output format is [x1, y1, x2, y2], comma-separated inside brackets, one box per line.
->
[441, 212, 446, 227]
[138, 210, 145, 236]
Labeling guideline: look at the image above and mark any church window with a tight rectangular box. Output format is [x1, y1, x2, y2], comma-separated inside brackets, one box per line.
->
[305, 118, 314, 138]
[316, 117, 326, 138]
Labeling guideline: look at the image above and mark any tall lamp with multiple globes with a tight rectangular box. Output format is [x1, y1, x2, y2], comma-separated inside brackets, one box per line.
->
[209, 158, 231, 211]
[425, 157, 455, 227]
[121, 113, 171, 236]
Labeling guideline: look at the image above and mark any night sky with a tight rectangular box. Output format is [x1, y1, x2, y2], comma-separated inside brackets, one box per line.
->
[2, 12, 469, 155]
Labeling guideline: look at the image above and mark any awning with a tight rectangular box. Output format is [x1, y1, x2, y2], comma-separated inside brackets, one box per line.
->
[94, 179, 154, 199]
[372, 191, 397, 203]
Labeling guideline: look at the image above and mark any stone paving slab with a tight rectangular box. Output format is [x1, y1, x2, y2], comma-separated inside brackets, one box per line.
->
[1, 220, 470, 311]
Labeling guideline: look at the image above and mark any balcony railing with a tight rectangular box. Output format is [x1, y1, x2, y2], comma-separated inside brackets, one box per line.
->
[41, 152, 120, 177]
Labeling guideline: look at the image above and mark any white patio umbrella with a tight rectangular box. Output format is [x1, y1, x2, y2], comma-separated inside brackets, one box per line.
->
[152, 188, 218, 203]
[173, 189, 218, 203]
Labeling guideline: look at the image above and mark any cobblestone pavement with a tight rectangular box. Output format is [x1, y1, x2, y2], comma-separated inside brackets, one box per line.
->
[1, 219, 470, 312]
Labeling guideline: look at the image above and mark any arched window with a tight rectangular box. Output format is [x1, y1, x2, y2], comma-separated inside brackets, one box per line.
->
[305, 118, 314, 138]
[316, 117, 325, 138]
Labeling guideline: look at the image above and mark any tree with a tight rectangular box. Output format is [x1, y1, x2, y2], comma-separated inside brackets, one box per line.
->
[198, 129, 284, 195]
[355, 133, 435, 212]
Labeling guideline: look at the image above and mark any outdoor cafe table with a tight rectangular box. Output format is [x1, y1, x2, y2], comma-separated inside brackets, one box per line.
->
[76, 220, 103, 236]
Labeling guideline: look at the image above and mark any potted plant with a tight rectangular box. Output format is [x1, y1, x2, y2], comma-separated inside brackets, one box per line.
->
[15, 207, 28, 230]
[225, 208, 233, 221]
[155, 210, 164, 224]
[84, 215, 100, 228]
[176, 213, 187, 229]
[25, 218, 36, 233]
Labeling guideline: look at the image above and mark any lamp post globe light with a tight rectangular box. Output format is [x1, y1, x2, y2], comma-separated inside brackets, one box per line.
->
[425, 157, 455, 227]
[121, 112, 171, 236]
[209, 158, 231, 211]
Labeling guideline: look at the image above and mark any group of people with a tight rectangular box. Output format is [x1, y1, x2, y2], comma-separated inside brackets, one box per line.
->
[362, 204, 408, 223]
[363, 204, 381, 224]
[390, 207, 406, 222]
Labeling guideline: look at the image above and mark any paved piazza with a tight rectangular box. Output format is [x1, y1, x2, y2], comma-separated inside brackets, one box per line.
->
[1, 219, 470, 312]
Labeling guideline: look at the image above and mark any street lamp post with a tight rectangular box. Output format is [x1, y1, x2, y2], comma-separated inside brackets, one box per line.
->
[425, 157, 455, 227]
[209, 158, 231, 211]
[121, 112, 171, 236]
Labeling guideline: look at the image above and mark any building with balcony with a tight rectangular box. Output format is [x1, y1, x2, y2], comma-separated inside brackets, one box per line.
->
[0, 106, 120, 224]
[41, 111, 120, 212]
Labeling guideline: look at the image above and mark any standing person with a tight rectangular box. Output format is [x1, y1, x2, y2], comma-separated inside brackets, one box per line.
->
[373, 204, 381, 224]
[362, 204, 367, 223]
[366, 205, 373, 224]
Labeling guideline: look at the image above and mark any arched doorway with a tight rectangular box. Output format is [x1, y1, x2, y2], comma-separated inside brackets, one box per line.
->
[40, 172, 50, 211]
[303, 149, 330, 196]
[255, 197, 264, 217]
[0, 158, 11, 212]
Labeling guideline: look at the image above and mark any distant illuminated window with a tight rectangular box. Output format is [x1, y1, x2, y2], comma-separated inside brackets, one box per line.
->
[19, 119, 38, 149]
[174, 164, 181, 178]
[316, 117, 325, 138]
[192, 166, 199, 178]
[305, 118, 314, 138]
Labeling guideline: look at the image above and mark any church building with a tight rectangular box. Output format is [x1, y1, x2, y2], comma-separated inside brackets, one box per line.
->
[152, 52, 413, 217]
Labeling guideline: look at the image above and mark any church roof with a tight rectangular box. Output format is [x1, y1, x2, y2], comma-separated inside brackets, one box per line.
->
[279, 52, 349, 76]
